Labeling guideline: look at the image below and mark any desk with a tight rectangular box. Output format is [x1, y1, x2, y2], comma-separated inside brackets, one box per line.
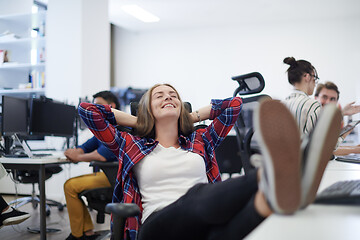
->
[245, 160, 360, 240]
[0, 156, 69, 240]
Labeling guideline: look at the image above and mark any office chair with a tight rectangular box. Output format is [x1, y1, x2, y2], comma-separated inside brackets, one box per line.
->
[215, 135, 243, 177]
[232, 72, 271, 174]
[78, 161, 119, 224]
[9, 167, 65, 216]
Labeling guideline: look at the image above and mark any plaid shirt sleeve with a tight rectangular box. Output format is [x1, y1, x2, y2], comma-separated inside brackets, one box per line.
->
[78, 102, 123, 161]
[206, 96, 242, 149]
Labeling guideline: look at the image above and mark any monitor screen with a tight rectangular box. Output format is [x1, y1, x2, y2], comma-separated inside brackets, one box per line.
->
[28, 98, 76, 137]
[1, 95, 28, 136]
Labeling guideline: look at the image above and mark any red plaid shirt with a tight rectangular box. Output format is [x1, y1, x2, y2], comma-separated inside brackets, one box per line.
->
[78, 97, 242, 240]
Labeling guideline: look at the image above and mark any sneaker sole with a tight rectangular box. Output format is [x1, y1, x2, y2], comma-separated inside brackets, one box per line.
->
[255, 100, 301, 214]
[301, 104, 342, 207]
[3, 213, 30, 226]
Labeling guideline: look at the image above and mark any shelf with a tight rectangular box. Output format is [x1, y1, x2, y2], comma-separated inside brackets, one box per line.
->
[0, 88, 45, 95]
[0, 36, 45, 44]
[0, 11, 46, 22]
[0, 63, 45, 70]
[0, 10, 47, 96]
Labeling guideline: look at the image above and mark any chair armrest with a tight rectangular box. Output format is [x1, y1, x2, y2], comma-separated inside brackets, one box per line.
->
[105, 203, 140, 218]
[105, 203, 140, 240]
[90, 161, 118, 168]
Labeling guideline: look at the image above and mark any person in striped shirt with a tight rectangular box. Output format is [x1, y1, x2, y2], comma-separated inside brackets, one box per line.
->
[282, 57, 322, 138]
[78, 83, 340, 240]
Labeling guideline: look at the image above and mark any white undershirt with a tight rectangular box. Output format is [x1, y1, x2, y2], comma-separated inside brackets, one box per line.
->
[133, 143, 208, 223]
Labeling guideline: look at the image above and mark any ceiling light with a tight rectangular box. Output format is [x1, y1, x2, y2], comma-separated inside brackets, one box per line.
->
[121, 4, 160, 23]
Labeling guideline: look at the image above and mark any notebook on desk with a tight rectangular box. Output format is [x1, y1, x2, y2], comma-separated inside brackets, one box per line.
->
[336, 154, 360, 164]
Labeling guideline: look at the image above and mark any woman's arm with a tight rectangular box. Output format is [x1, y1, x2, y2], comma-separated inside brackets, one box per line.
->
[334, 145, 360, 156]
[78, 103, 123, 160]
[199, 97, 242, 148]
[111, 108, 137, 128]
[190, 105, 212, 123]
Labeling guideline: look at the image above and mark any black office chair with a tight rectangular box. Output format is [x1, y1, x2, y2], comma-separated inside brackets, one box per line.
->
[78, 161, 119, 224]
[231, 72, 271, 174]
[215, 135, 242, 177]
[9, 166, 65, 216]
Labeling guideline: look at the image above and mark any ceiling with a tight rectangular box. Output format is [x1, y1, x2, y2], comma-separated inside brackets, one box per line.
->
[109, 0, 360, 32]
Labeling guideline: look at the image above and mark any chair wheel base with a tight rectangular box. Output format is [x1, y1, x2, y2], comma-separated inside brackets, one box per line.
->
[27, 226, 61, 233]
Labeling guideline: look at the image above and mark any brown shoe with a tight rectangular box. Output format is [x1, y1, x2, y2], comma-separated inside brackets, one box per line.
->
[255, 99, 301, 214]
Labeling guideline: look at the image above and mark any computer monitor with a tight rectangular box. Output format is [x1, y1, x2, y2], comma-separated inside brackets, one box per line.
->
[1, 95, 28, 137]
[28, 98, 76, 137]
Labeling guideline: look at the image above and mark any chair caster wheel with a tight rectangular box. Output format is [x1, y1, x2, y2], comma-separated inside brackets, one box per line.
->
[58, 205, 64, 211]
[46, 209, 51, 216]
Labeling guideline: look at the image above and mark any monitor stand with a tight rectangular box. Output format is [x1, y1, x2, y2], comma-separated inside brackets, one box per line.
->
[3, 136, 13, 155]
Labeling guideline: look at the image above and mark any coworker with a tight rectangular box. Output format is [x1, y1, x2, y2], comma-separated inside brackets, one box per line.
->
[314, 81, 360, 116]
[282, 56, 322, 137]
[78, 83, 341, 240]
[0, 195, 30, 228]
[64, 91, 120, 240]
[314, 81, 360, 155]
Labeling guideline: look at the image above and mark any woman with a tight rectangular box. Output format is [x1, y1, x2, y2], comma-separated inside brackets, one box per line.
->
[78, 83, 340, 240]
[282, 57, 322, 137]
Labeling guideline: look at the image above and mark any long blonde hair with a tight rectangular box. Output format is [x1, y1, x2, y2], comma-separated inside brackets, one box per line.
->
[136, 83, 194, 138]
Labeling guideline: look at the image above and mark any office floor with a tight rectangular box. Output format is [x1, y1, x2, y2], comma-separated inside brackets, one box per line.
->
[1, 195, 111, 240]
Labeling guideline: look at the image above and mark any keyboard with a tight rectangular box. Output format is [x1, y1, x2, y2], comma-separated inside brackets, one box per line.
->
[315, 179, 360, 205]
[4, 153, 53, 158]
[32, 153, 53, 157]
[336, 154, 360, 164]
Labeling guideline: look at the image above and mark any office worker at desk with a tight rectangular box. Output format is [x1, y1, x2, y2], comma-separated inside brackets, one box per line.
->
[78, 83, 341, 240]
[314, 81, 360, 156]
[64, 91, 120, 240]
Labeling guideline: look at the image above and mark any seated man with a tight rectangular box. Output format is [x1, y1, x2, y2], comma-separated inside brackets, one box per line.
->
[314, 81, 360, 155]
[314, 81, 360, 116]
[64, 91, 120, 240]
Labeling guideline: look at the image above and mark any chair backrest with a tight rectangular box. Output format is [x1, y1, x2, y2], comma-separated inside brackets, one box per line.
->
[232, 72, 271, 174]
[90, 161, 119, 188]
[215, 135, 242, 176]
[233, 94, 271, 174]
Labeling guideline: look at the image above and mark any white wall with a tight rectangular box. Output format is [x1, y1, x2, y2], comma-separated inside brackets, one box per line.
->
[47, 0, 110, 104]
[112, 15, 360, 111]
[0, 0, 32, 15]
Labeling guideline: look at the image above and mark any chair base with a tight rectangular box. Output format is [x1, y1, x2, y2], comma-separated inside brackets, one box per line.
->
[9, 196, 65, 216]
[27, 226, 61, 234]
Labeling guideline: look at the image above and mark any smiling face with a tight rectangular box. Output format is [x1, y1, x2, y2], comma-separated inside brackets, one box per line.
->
[150, 85, 181, 122]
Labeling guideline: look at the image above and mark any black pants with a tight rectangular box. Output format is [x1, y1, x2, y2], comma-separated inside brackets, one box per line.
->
[138, 170, 264, 240]
[0, 195, 9, 212]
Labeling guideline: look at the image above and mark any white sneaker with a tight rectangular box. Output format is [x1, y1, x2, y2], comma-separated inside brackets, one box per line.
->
[300, 103, 342, 208]
[255, 100, 301, 214]
[0, 207, 30, 228]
